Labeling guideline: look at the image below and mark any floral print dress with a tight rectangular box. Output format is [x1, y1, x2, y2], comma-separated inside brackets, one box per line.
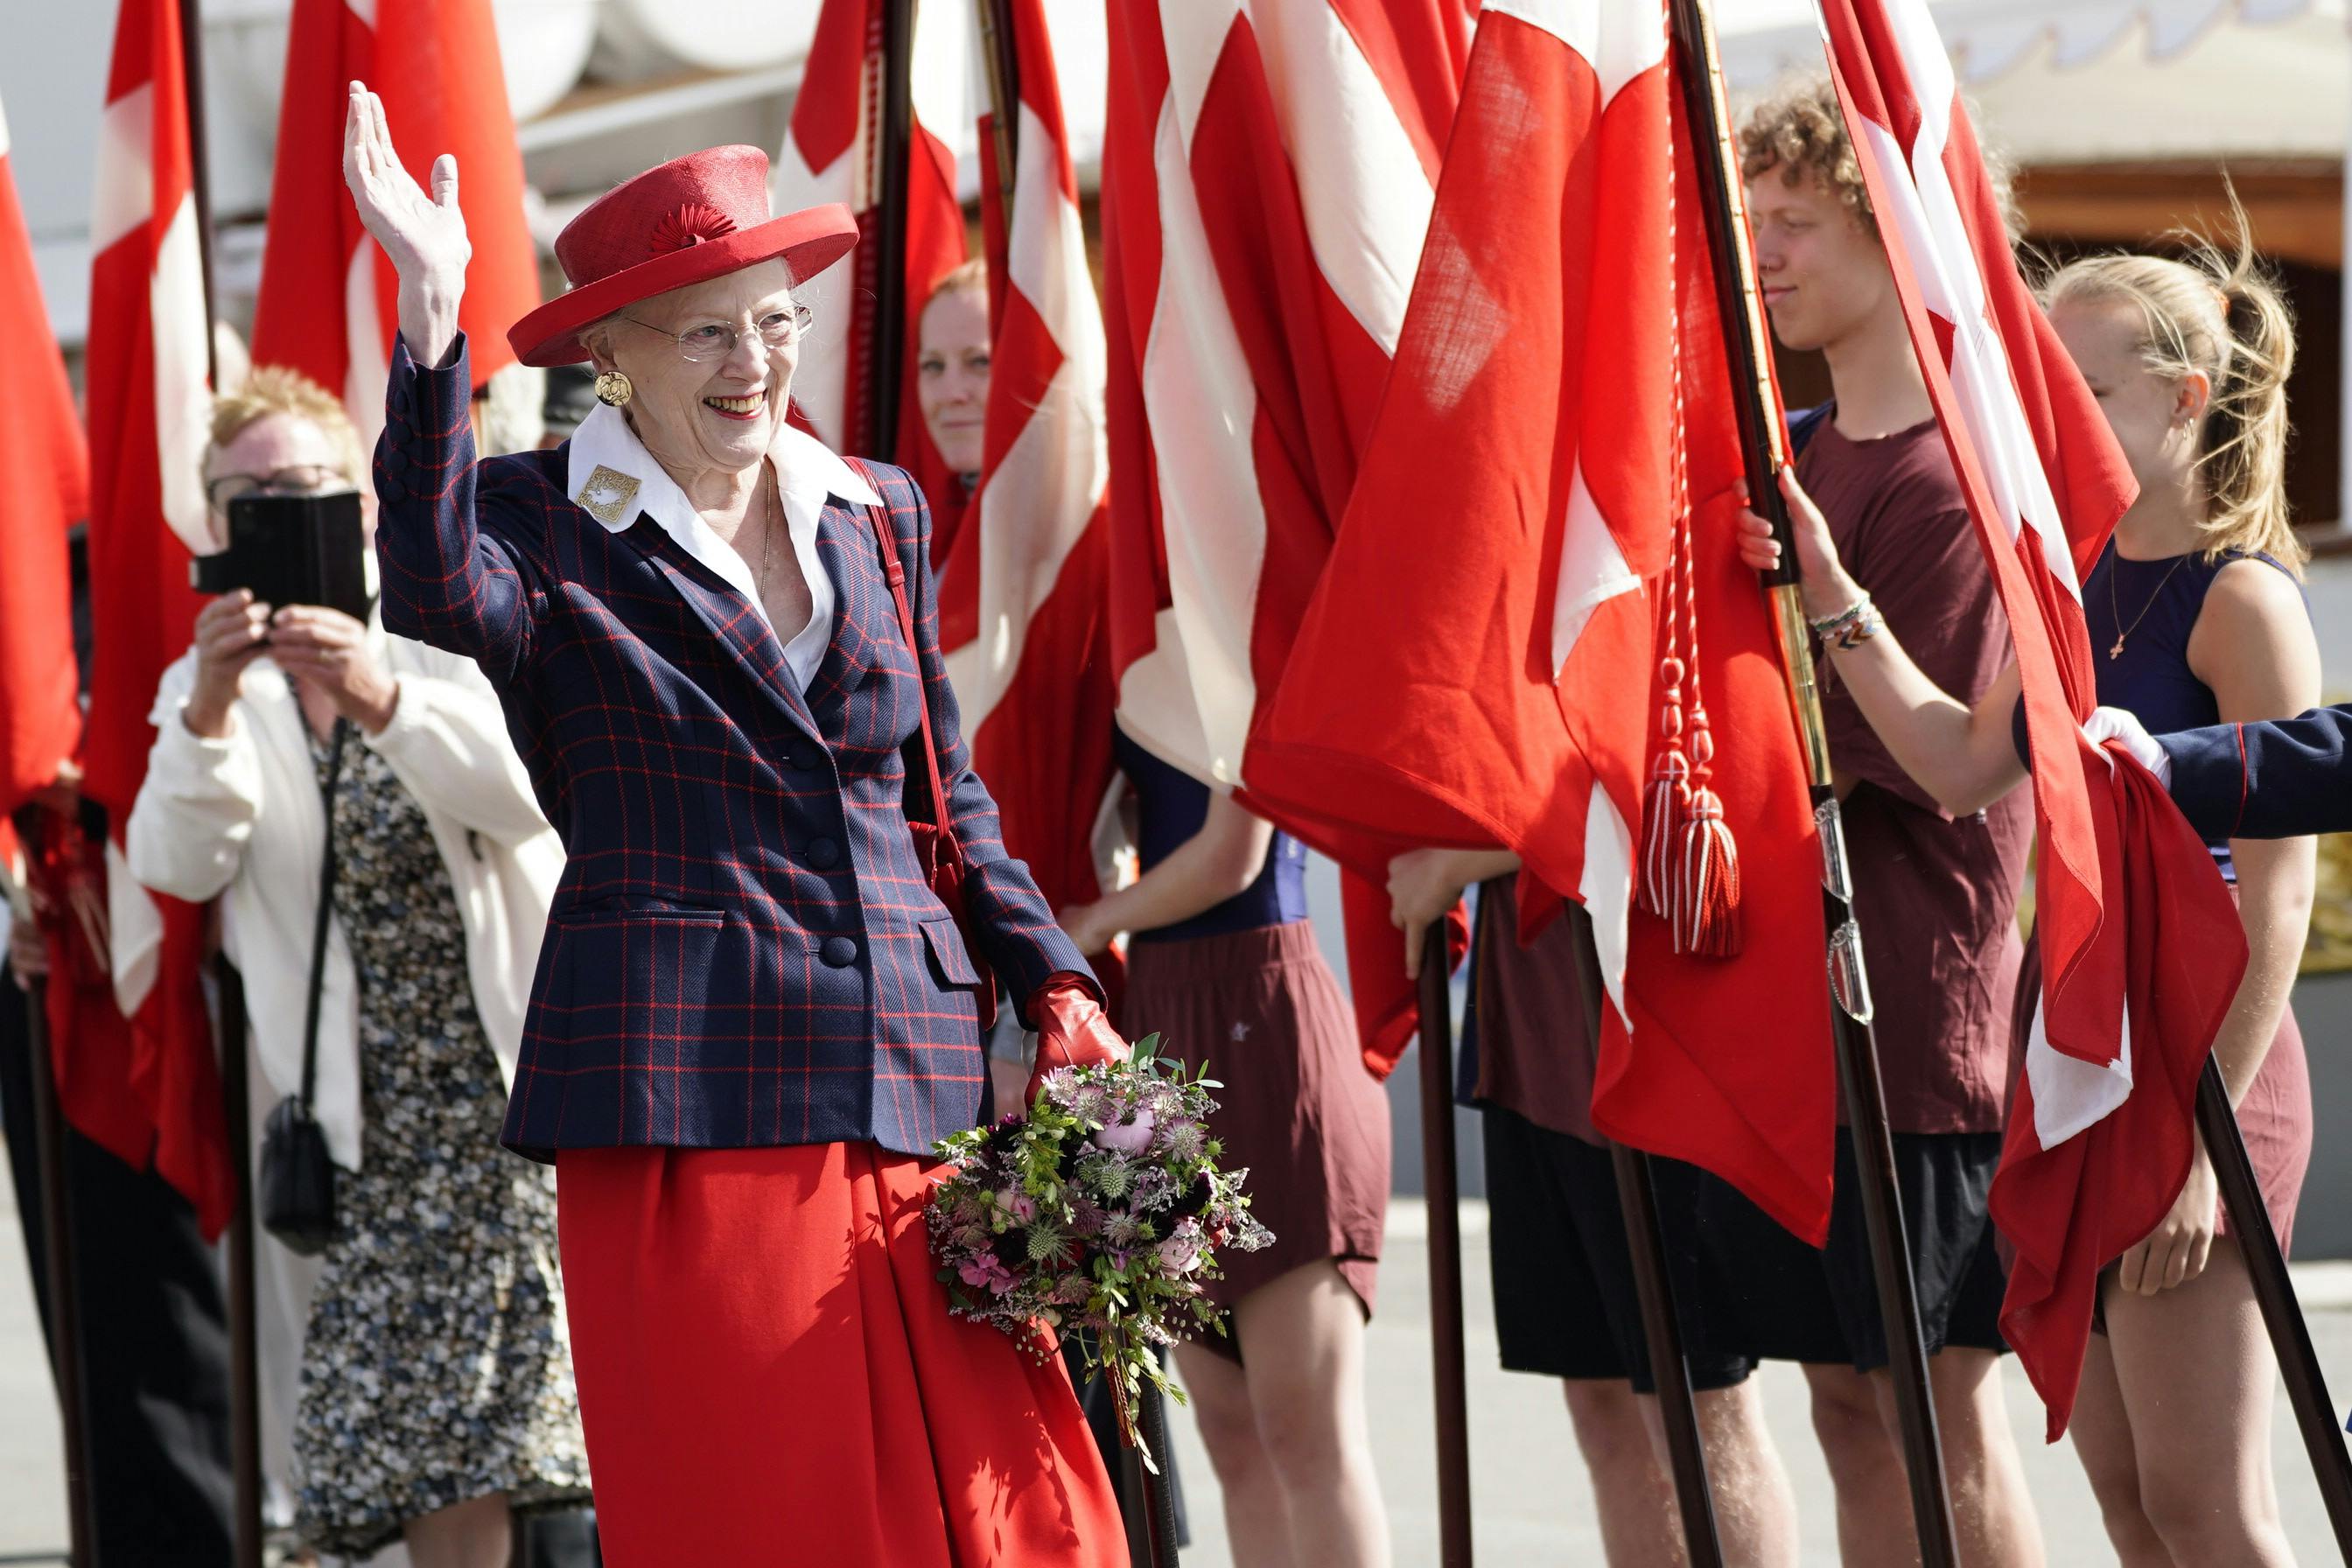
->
[290, 731, 590, 1553]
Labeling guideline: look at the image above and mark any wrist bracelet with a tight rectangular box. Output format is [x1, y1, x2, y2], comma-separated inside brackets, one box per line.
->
[1808, 593, 1872, 639]
[1810, 593, 1883, 651]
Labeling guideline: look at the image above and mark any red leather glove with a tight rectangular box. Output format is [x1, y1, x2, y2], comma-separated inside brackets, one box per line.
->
[1027, 974, 1130, 1102]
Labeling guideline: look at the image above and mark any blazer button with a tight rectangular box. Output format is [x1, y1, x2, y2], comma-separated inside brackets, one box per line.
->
[820, 935, 859, 969]
[791, 745, 824, 772]
[806, 836, 841, 870]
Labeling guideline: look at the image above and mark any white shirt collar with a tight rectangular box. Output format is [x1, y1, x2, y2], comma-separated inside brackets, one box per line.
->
[565, 402, 884, 690]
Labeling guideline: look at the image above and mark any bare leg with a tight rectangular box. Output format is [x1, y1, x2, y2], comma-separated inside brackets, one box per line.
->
[2069, 1323, 2173, 1567]
[1173, 1339, 1294, 1568]
[1233, 1260, 1391, 1568]
[1803, 1362, 1917, 1567]
[2105, 1239, 2296, 1567]
[1564, 1379, 1685, 1567]
[1629, 1381, 1801, 1568]
[402, 1492, 514, 1568]
[1866, 1349, 2043, 1567]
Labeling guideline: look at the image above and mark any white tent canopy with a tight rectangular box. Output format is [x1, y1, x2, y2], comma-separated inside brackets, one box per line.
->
[1716, 0, 2348, 164]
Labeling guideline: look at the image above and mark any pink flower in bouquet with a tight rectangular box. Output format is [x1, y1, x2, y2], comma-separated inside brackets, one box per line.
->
[997, 1188, 1040, 1223]
[1092, 1108, 1157, 1156]
[1158, 1226, 1204, 1275]
[958, 1254, 1018, 1293]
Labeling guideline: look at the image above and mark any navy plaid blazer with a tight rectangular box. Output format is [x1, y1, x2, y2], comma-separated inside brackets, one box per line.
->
[374, 335, 1094, 1161]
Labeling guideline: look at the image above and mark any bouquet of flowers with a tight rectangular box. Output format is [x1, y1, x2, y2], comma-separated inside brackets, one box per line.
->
[928, 1034, 1272, 1463]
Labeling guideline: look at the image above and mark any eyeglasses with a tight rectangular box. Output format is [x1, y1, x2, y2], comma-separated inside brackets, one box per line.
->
[205, 466, 354, 512]
[620, 304, 815, 363]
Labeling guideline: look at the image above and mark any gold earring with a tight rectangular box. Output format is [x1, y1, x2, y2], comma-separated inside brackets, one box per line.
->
[594, 370, 634, 407]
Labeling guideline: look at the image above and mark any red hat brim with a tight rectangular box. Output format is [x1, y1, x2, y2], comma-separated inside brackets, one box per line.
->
[507, 203, 860, 369]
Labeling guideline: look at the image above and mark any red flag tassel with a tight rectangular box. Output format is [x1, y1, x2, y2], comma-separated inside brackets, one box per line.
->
[1639, 656, 1689, 918]
[1674, 709, 1743, 956]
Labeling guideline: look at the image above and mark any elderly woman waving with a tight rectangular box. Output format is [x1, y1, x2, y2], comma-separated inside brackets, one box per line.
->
[342, 86, 1130, 1562]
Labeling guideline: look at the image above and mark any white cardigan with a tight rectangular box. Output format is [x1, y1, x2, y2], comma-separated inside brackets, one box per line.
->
[125, 629, 562, 1171]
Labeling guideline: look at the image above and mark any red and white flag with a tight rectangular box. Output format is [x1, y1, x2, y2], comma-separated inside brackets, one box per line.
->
[934, 0, 1116, 920]
[83, 0, 234, 1238]
[1248, 0, 1837, 1236]
[251, 0, 542, 443]
[775, 0, 971, 536]
[1817, 0, 2244, 1432]
[0, 88, 84, 821]
[1102, 0, 1477, 1069]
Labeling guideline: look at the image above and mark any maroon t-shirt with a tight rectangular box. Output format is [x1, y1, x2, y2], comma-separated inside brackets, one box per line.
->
[1799, 416, 2033, 1136]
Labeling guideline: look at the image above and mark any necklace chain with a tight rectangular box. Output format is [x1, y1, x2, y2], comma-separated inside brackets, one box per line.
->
[2105, 553, 2188, 661]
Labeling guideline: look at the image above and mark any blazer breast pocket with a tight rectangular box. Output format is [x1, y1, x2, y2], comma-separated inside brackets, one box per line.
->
[542, 906, 728, 1056]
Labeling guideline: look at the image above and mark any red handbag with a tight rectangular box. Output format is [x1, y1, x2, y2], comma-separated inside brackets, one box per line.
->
[856, 482, 998, 1031]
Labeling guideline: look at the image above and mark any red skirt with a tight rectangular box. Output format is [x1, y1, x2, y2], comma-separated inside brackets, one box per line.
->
[556, 1141, 1128, 1565]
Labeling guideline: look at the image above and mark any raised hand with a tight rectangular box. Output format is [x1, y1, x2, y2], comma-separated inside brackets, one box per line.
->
[342, 81, 469, 368]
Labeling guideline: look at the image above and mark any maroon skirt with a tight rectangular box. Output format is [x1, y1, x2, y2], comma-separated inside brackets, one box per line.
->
[2012, 933, 2311, 1252]
[1121, 920, 1389, 1345]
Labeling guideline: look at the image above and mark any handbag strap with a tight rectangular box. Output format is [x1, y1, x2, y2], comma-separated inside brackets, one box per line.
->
[847, 461, 956, 844]
[298, 718, 353, 1110]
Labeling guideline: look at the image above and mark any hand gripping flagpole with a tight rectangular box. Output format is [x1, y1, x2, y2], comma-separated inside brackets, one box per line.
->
[175, 6, 265, 1563]
[11, 812, 93, 1567]
[2195, 1058, 2352, 1552]
[1668, 4, 1961, 1563]
[1418, 924, 1474, 1567]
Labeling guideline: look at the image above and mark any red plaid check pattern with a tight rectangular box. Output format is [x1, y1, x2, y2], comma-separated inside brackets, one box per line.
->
[374, 335, 1093, 1161]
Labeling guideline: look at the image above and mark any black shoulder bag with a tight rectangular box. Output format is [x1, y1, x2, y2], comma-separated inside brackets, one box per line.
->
[259, 718, 351, 1256]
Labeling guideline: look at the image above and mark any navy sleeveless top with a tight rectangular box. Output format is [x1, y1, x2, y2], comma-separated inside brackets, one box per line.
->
[1110, 725, 1309, 943]
[2084, 544, 2303, 883]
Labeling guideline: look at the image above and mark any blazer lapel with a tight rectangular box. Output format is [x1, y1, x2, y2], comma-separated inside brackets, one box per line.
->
[616, 517, 822, 742]
[806, 496, 901, 745]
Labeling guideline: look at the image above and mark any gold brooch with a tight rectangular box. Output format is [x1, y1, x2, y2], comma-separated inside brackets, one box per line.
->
[575, 466, 642, 528]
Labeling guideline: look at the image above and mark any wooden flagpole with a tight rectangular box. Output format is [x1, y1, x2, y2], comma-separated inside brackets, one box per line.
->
[174, 8, 263, 1564]
[1554, 903, 1724, 1566]
[866, 0, 919, 458]
[1418, 924, 1474, 1567]
[1667, 3, 1961, 1563]
[12, 813, 92, 1567]
[2196, 1059, 2352, 1555]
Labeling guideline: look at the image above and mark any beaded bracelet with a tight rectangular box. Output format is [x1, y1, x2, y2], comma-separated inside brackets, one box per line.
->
[1809, 593, 1883, 651]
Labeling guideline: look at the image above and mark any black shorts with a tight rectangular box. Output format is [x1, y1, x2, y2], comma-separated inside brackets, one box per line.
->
[1690, 1127, 2010, 1373]
[1482, 1106, 1755, 1395]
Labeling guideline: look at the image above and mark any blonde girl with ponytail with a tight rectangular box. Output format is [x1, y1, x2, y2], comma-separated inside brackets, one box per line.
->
[1734, 214, 2318, 1566]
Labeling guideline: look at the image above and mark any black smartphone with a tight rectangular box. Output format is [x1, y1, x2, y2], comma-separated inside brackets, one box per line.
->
[191, 492, 372, 625]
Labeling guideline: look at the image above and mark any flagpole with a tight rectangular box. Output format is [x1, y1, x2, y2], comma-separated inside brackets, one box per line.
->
[1668, 4, 1961, 1564]
[2195, 1059, 2352, 1551]
[974, 0, 1018, 219]
[13, 814, 92, 1568]
[1558, 906, 1725, 1568]
[865, 0, 918, 458]
[1417, 924, 1474, 1567]
[173, 10, 260, 1564]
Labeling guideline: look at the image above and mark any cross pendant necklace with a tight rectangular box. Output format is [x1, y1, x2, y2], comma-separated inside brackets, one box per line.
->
[2106, 553, 2188, 661]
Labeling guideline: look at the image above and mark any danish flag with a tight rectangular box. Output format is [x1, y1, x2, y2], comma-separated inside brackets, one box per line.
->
[1250, 0, 1837, 1237]
[251, 0, 542, 444]
[1101, 0, 1478, 1070]
[82, 0, 233, 1237]
[1817, 0, 2245, 1432]
[0, 88, 82, 822]
[775, 0, 972, 537]
[934, 0, 1116, 920]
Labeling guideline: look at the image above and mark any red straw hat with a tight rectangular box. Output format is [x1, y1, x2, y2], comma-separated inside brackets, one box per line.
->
[508, 145, 858, 368]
